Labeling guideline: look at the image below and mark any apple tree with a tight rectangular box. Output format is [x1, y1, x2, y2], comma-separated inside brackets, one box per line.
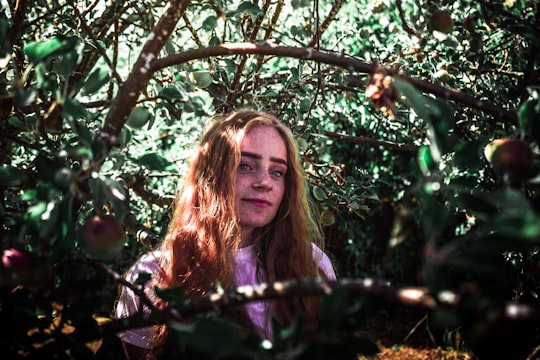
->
[1, 0, 540, 358]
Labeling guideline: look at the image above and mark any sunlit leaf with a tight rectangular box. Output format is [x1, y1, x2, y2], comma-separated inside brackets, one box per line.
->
[394, 78, 456, 155]
[518, 96, 540, 144]
[417, 145, 437, 175]
[13, 87, 38, 107]
[25, 201, 48, 223]
[24, 35, 79, 64]
[227, 2, 262, 17]
[202, 15, 218, 31]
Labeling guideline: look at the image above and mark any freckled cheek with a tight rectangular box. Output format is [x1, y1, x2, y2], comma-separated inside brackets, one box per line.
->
[274, 184, 286, 204]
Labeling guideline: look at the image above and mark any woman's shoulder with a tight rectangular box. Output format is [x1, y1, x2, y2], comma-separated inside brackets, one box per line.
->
[124, 250, 164, 283]
[310, 243, 337, 280]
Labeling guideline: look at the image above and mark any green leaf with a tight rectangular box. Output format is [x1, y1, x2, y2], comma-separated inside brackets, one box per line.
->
[202, 15, 218, 31]
[82, 66, 110, 95]
[312, 185, 327, 201]
[0, 165, 30, 186]
[53, 48, 81, 76]
[319, 288, 349, 329]
[25, 201, 48, 223]
[24, 35, 78, 64]
[135, 272, 152, 286]
[227, 2, 262, 17]
[484, 212, 540, 243]
[0, 14, 10, 58]
[13, 87, 38, 107]
[154, 286, 187, 302]
[37, 200, 60, 238]
[454, 192, 498, 218]
[34, 152, 65, 183]
[426, 98, 456, 155]
[180, 318, 247, 357]
[126, 107, 150, 129]
[394, 78, 455, 155]
[417, 145, 437, 175]
[134, 152, 174, 171]
[518, 96, 540, 144]
[63, 99, 92, 145]
[117, 127, 132, 148]
[88, 175, 128, 220]
[63, 98, 89, 120]
[102, 177, 129, 220]
[393, 78, 431, 122]
[417, 191, 453, 238]
[160, 85, 184, 99]
[454, 139, 485, 170]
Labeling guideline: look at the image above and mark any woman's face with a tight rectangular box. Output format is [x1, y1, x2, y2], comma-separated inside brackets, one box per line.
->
[235, 126, 288, 244]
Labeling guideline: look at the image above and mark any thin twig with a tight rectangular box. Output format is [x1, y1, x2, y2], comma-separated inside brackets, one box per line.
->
[67, 0, 124, 85]
[324, 130, 419, 152]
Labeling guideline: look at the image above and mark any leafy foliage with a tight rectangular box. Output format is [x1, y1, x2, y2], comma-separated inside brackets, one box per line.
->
[1, 0, 540, 358]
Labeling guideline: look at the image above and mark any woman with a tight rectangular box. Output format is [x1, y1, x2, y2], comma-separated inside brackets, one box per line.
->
[115, 110, 336, 358]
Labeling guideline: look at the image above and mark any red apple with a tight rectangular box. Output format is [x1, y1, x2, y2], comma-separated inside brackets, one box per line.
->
[484, 138, 534, 180]
[81, 215, 125, 254]
[463, 16, 476, 32]
[430, 10, 453, 33]
[1, 248, 38, 286]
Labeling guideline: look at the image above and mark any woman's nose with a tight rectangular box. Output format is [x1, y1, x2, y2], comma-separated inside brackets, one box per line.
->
[253, 171, 272, 191]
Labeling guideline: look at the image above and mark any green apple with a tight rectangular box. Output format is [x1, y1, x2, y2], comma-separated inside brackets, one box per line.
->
[188, 70, 213, 88]
[320, 210, 336, 226]
[126, 106, 150, 129]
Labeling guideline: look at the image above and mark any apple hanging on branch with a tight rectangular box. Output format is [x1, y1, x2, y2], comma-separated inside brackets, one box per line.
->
[80, 214, 126, 258]
[430, 10, 453, 34]
[1, 248, 52, 290]
[484, 138, 534, 181]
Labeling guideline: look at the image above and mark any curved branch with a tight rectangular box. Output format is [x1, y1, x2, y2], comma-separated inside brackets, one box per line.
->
[99, 0, 189, 148]
[150, 42, 518, 124]
[324, 131, 419, 152]
[81, 276, 540, 342]
[83, 277, 437, 341]
[396, 0, 420, 38]
[308, 0, 346, 48]
[68, 1, 123, 85]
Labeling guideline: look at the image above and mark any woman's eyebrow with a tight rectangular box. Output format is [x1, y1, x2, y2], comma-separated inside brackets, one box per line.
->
[241, 151, 288, 166]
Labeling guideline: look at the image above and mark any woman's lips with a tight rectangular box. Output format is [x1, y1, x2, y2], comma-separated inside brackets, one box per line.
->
[244, 198, 271, 207]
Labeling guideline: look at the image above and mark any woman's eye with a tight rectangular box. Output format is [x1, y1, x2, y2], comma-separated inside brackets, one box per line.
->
[271, 169, 285, 178]
[238, 163, 252, 171]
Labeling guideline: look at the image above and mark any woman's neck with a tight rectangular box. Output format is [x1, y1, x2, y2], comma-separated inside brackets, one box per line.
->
[240, 229, 255, 248]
